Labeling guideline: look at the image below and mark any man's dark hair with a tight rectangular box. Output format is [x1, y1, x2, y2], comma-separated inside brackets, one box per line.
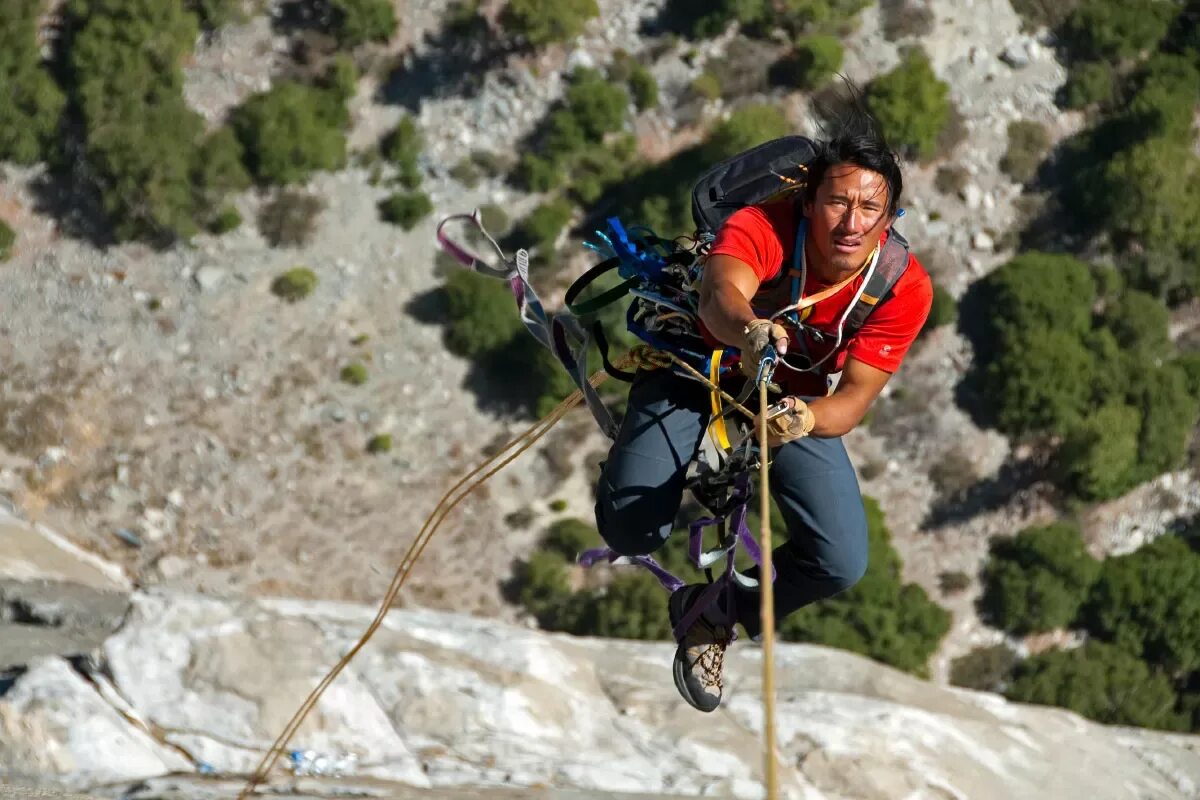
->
[805, 83, 904, 217]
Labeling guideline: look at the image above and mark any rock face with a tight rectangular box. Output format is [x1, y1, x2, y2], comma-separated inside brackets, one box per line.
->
[2, 586, 1198, 799]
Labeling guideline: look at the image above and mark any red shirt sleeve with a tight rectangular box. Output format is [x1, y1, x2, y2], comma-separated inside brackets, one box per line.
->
[845, 253, 933, 373]
[706, 204, 792, 282]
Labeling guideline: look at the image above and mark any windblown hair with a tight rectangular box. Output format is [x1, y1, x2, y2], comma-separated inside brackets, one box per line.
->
[804, 81, 904, 217]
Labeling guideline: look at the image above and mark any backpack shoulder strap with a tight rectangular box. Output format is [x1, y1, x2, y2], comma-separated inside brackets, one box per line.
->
[845, 229, 911, 334]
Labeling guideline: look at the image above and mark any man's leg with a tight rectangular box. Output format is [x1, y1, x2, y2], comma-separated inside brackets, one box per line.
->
[732, 435, 869, 640]
[593, 369, 711, 556]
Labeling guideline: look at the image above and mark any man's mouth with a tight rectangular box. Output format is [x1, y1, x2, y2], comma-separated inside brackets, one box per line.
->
[833, 236, 862, 254]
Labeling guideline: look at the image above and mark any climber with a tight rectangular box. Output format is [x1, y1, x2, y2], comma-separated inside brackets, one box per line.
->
[592, 105, 934, 713]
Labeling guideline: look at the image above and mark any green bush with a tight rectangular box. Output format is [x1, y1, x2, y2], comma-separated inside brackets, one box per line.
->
[366, 433, 393, 454]
[382, 117, 424, 188]
[922, 283, 956, 334]
[232, 78, 352, 185]
[271, 267, 319, 302]
[1006, 642, 1187, 731]
[0, 0, 66, 165]
[513, 199, 574, 260]
[1101, 136, 1200, 266]
[563, 69, 629, 139]
[257, 189, 325, 247]
[772, 35, 843, 89]
[187, 0, 246, 30]
[329, 0, 398, 46]
[1000, 120, 1050, 183]
[1058, 402, 1143, 500]
[933, 165, 969, 196]
[780, 497, 950, 676]
[1060, 0, 1176, 62]
[378, 191, 433, 230]
[542, 518, 601, 560]
[689, 72, 723, 101]
[500, 0, 599, 47]
[1060, 61, 1116, 109]
[589, 573, 675, 640]
[0, 220, 15, 262]
[979, 523, 1101, 635]
[985, 326, 1099, 436]
[1009, 0, 1078, 30]
[1101, 289, 1171, 357]
[666, 0, 869, 40]
[865, 48, 951, 161]
[628, 64, 659, 110]
[63, 0, 213, 241]
[194, 127, 252, 205]
[442, 269, 524, 358]
[938, 570, 971, 595]
[1082, 534, 1200, 676]
[880, 0, 935, 40]
[340, 362, 369, 385]
[949, 644, 1019, 692]
[208, 205, 243, 234]
[1124, 361, 1199, 485]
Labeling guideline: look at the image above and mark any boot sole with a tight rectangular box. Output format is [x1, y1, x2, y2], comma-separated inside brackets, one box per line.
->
[669, 588, 721, 713]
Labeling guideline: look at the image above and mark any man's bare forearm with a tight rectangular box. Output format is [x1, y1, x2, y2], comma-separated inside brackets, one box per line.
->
[698, 280, 758, 349]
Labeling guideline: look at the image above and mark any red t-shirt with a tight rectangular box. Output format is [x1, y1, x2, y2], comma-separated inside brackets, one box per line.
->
[707, 201, 933, 396]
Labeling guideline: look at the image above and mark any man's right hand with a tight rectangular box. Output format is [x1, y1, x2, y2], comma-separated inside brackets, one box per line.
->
[740, 319, 789, 381]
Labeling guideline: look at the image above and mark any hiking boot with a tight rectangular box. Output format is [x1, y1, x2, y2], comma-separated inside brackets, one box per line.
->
[668, 583, 732, 713]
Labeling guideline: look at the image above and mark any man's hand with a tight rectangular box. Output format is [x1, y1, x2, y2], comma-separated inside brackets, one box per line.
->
[755, 396, 815, 447]
[740, 319, 789, 381]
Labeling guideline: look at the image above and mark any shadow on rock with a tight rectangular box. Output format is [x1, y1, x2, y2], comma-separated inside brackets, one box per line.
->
[377, 13, 512, 112]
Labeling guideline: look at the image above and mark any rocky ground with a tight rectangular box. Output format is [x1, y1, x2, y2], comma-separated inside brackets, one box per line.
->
[3, 512, 1199, 799]
[2, 0, 1199, 723]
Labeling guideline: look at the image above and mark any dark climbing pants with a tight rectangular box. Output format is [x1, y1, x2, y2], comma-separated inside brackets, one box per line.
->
[593, 369, 869, 639]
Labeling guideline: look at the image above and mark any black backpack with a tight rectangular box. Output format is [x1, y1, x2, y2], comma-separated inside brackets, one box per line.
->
[689, 135, 911, 334]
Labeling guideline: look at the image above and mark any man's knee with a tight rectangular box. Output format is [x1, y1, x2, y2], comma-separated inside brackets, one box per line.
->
[594, 480, 673, 557]
[823, 521, 869, 596]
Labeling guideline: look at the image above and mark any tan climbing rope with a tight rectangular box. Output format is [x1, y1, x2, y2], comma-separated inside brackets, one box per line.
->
[237, 349, 781, 799]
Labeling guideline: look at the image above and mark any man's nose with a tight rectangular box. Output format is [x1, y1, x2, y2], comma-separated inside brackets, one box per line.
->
[839, 205, 866, 233]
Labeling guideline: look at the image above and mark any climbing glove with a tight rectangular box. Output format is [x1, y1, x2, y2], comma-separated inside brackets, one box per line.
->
[739, 319, 788, 382]
[757, 397, 815, 447]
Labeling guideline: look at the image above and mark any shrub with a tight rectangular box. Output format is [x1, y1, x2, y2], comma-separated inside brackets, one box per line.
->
[1058, 402, 1143, 500]
[548, 498, 569, 513]
[271, 267, 319, 302]
[542, 518, 601, 560]
[381, 117, 424, 189]
[512, 199, 574, 259]
[938, 570, 972, 595]
[771, 35, 843, 89]
[923, 283, 956, 333]
[1081, 534, 1200, 676]
[442, 269, 524, 358]
[1006, 642, 1187, 731]
[628, 64, 659, 110]
[378, 191, 433, 230]
[979, 523, 1101, 635]
[329, 0, 398, 46]
[0, 0, 67, 165]
[1060, 0, 1175, 62]
[340, 362, 369, 385]
[1009, 0, 1078, 30]
[366, 433, 393, 454]
[257, 190, 326, 247]
[187, 0, 246, 30]
[232, 79, 351, 185]
[780, 497, 950, 676]
[208, 205, 243, 234]
[1000, 120, 1050, 183]
[689, 72, 722, 101]
[500, 0, 599, 47]
[0, 220, 15, 262]
[865, 48, 951, 161]
[949, 644, 1019, 692]
[194, 127, 252, 204]
[1060, 61, 1116, 109]
[934, 164, 969, 196]
[63, 0, 211, 241]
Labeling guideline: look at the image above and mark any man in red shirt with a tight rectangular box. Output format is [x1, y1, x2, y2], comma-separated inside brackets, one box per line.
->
[594, 121, 933, 712]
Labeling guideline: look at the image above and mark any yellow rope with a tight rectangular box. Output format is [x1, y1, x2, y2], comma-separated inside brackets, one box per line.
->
[757, 375, 780, 799]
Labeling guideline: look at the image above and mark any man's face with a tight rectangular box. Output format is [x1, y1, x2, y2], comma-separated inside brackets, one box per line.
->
[803, 164, 894, 277]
